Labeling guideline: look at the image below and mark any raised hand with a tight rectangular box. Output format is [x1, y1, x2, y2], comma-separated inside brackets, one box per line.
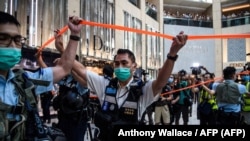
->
[68, 16, 83, 35]
[169, 31, 188, 55]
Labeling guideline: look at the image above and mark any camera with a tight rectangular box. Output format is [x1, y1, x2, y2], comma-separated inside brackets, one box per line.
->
[190, 66, 202, 75]
[178, 69, 187, 76]
[244, 62, 250, 71]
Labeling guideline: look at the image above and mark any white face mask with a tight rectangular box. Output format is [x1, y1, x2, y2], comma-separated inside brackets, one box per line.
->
[168, 77, 174, 83]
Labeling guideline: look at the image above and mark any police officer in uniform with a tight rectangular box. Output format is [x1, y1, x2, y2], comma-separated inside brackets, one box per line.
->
[213, 66, 250, 125]
[72, 31, 188, 140]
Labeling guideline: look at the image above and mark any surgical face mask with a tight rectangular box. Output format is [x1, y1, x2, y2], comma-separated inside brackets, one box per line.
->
[114, 67, 131, 81]
[168, 77, 174, 83]
[0, 47, 21, 70]
[242, 75, 250, 81]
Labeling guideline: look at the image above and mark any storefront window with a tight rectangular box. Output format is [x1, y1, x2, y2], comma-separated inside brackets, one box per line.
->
[124, 11, 142, 67]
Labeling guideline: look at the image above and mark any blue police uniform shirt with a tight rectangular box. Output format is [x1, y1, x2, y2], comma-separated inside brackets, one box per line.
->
[213, 80, 247, 112]
[0, 68, 54, 120]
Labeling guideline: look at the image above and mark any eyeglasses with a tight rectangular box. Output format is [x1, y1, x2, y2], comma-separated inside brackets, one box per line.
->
[0, 33, 26, 47]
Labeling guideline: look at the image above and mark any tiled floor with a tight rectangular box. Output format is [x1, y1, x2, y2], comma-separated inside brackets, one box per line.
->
[180, 102, 200, 125]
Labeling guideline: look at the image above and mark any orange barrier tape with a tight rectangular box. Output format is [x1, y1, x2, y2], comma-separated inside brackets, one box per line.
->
[80, 20, 250, 40]
[80, 20, 173, 39]
[161, 70, 250, 96]
[38, 26, 69, 52]
[37, 21, 250, 99]
[161, 77, 222, 97]
[188, 34, 250, 40]
[39, 20, 250, 52]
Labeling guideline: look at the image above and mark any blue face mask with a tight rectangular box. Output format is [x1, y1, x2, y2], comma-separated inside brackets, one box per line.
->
[242, 75, 250, 81]
[168, 77, 174, 83]
[114, 67, 131, 81]
[0, 47, 21, 70]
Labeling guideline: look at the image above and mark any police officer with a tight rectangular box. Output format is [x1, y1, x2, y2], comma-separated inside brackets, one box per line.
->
[213, 66, 250, 125]
[72, 31, 188, 140]
[53, 31, 90, 141]
[0, 11, 82, 141]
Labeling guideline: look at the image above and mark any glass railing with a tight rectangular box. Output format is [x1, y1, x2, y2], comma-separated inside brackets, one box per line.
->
[163, 17, 213, 28]
[222, 15, 250, 28]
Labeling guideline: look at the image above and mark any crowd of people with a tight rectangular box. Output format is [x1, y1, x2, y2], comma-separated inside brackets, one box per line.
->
[0, 10, 250, 141]
[164, 10, 212, 22]
[222, 10, 250, 27]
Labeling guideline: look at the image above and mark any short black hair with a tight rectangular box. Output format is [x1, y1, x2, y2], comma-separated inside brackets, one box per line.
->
[0, 11, 20, 26]
[203, 72, 215, 79]
[103, 64, 114, 78]
[223, 66, 236, 79]
[114, 49, 136, 63]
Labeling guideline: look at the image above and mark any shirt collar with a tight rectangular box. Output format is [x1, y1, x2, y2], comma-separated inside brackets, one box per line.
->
[0, 70, 15, 81]
[118, 77, 134, 90]
[224, 79, 235, 83]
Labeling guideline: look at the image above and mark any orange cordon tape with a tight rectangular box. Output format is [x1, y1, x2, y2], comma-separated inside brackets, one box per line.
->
[38, 26, 69, 52]
[39, 20, 250, 51]
[37, 20, 250, 99]
[161, 70, 250, 97]
[188, 34, 250, 40]
[90, 69, 250, 99]
[160, 77, 222, 97]
[80, 20, 173, 39]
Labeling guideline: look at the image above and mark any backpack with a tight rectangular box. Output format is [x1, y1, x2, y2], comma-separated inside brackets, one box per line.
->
[215, 81, 241, 104]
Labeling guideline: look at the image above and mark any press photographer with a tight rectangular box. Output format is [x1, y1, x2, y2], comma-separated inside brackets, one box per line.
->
[174, 69, 193, 125]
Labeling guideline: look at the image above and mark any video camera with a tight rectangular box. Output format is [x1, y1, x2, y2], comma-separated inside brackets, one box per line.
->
[190, 66, 204, 75]
[244, 62, 250, 71]
[178, 69, 187, 77]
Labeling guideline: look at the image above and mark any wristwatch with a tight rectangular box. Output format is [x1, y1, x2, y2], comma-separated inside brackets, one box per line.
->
[70, 35, 80, 41]
[167, 53, 178, 61]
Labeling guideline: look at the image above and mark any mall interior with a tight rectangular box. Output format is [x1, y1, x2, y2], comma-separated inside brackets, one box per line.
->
[1, 0, 250, 78]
